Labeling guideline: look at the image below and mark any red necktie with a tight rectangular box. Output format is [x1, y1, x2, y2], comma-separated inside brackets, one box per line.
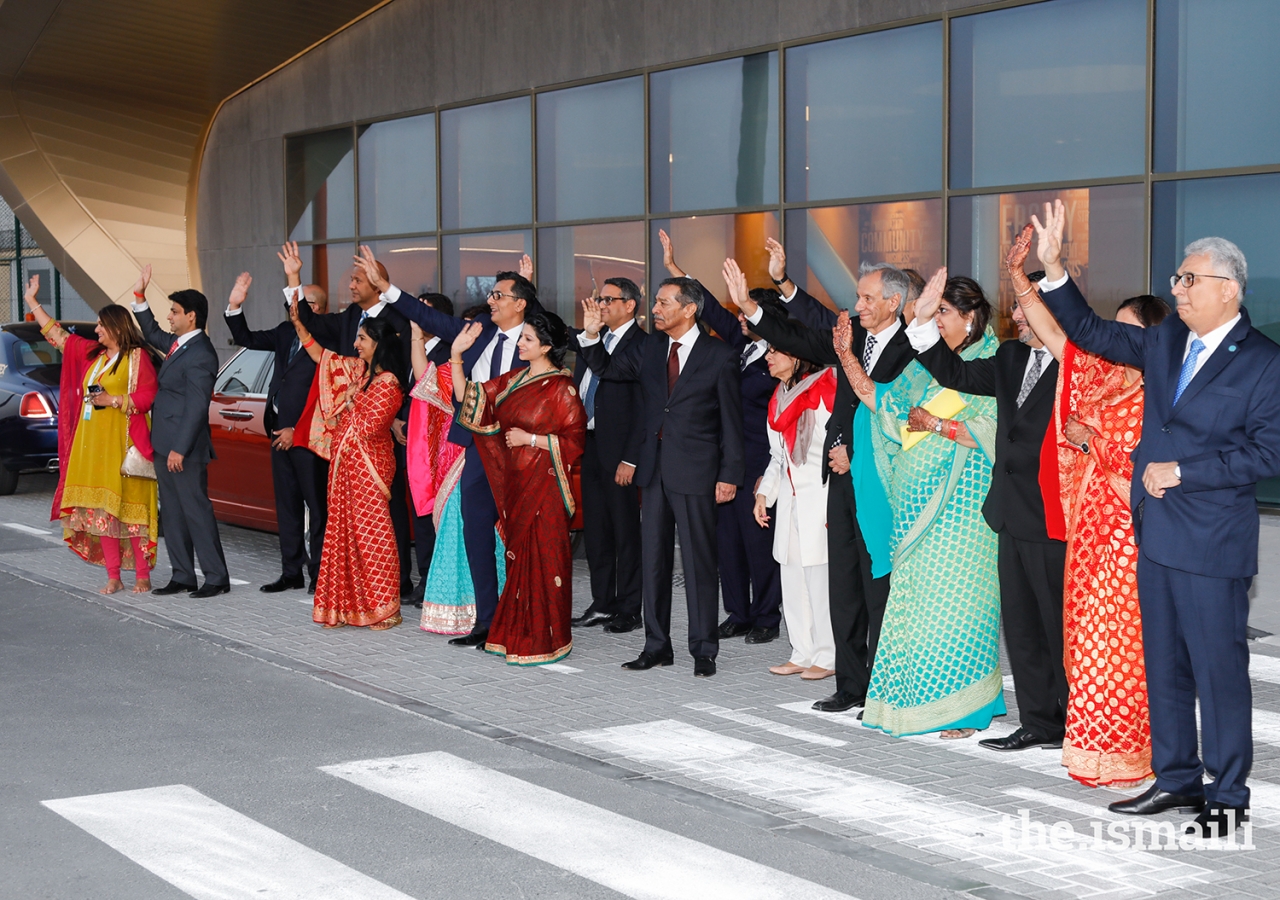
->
[166, 341, 179, 359]
[667, 341, 681, 396]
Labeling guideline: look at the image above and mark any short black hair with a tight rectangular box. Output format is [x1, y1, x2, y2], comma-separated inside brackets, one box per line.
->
[603, 276, 642, 312]
[750, 287, 788, 320]
[658, 277, 704, 315]
[1118, 293, 1171, 327]
[494, 271, 538, 307]
[359, 316, 407, 391]
[418, 292, 454, 317]
[525, 311, 570, 369]
[460, 303, 489, 321]
[168, 289, 209, 330]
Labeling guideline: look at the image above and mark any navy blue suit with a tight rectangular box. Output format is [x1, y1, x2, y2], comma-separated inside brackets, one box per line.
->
[697, 287, 782, 632]
[1043, 276, 1280, 808]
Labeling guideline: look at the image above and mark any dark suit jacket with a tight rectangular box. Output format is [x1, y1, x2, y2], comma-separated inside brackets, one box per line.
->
[225, 312, 317, 432]
[296, 296, 413, 418]
[578, 326, 744, 495]
[1043, 276, 1280, 577]
[573, 321, 647, 470]
[135, 310, 219, 465]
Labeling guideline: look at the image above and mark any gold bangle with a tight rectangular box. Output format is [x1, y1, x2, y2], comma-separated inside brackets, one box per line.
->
[1015, 284, 1036, 298]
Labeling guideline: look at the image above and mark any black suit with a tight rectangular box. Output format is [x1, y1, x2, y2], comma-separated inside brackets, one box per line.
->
[749, 292, 914, 700]
[226, 309, 326, 583]
[574, 320, 647, 620]
[579, 325, 744, 660]
[914, 337, 1067, 741]
[134, 309, 230, 587]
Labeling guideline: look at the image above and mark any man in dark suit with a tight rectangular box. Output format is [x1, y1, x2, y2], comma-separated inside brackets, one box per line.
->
[578, 278, 744, 677]
[130, 267, 230, 598]
[1034, 203, 1280, 837]
[357, 246, 542, 649]
[571, 277, 647, 633]
[224, 269, 327, 593]
[738, 254, 916, 711]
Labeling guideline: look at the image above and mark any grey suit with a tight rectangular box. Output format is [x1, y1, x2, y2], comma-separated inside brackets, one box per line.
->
[136, 309, 229, 587]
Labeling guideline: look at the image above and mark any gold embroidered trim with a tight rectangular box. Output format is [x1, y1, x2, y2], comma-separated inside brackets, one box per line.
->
[457, 380, 501, 435]
[482, 640, 573, 666]
[1062, 740, 1153, 786]
[547, 433, 575, 517]
[419, 601, 475, 635]
[864, 668, 1004, 737]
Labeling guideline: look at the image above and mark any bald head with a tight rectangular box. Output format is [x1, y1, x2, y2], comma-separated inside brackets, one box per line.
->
[302, 284, 328, 314]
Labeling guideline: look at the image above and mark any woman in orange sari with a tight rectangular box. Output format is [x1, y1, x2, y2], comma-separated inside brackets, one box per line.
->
[451, 311, 586, 665]
[291, 299, 405, 630]
[1007, 225, 1170, 786]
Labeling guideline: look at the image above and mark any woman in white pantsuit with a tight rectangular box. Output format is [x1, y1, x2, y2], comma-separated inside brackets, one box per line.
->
[754, 348, 838, 681]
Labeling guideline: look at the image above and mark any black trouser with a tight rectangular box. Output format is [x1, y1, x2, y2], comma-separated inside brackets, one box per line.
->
[155, 458, 229, 587]
[717, 485, 782, 629]
[411, 512, 436, 600]
[580, 432, 642, 618]
[828, 472, 890, 701]
[998, 532, 1068, 740]
[390, 440, 412, 588]
[271, 444, 327, 581]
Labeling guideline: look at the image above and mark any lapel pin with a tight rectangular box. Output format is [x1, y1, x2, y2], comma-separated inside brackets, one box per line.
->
[1229, 345, 1237, 352]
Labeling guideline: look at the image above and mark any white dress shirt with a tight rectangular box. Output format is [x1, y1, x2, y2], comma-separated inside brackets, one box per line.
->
[472, 322, 524, 382]
[861, 318, 900, 376]
[907, 315, 1049, 392]
[1181, 313, 1241, 379]
[666, 323, 699, 372]
[131, 300, 202, 350]
[579, 317, 636, 430]
[740, 337, 768, 370]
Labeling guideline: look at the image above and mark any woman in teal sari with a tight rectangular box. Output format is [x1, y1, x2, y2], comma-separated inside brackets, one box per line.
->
[841, 270, 1004, 739]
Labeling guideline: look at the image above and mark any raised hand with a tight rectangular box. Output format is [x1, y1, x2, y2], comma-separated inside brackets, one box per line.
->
[131, 264, 152, 297]
[1031, 199, 1067, 281]
[658, 229, 686, 278]
[23, 274, 40, 310]
[451, 320, 484, 358]
[1005, 223, 1038, 305]
[722, 258, 756, 317]
[834, 311, 876, 406]
[580, 296, 604, 338]
[227, 272, 252, 309]
[764, 237, 787, 284]
[355, 245, 390, 293]
[912, 267, 948, 324]
[518, 253, 534, 282]
[278, 241, 303, 286]
[833, 310, 854, 360]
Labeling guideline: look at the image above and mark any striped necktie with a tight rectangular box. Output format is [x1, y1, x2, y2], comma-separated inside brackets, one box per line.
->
[1173, 338, 1206, 405]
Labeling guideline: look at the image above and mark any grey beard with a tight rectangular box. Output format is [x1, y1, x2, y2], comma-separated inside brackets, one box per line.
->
[1017, 330, 1033, 344]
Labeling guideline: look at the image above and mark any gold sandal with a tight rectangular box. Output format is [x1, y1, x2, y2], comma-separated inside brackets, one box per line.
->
[370, 614, 403, 631]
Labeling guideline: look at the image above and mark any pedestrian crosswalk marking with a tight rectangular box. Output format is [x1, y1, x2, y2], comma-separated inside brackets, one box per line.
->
[684, 702, 848, 747]
[322, 751, 859, 900]
[3, 522, 62, 541]
[540, 662, 582, 673]
[42, 784, 414, 900]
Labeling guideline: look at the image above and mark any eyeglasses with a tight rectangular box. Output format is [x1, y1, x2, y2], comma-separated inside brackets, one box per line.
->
[1170, 271, 1231, 290]
[596, 295, 624, 305]
[488, 289, 519, 302]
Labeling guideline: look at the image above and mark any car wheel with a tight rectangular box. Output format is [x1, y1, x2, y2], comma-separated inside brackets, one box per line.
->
[0, 466, 18, 496]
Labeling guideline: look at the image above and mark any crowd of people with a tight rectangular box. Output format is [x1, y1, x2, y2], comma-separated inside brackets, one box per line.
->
[25, 197, 1280, 839]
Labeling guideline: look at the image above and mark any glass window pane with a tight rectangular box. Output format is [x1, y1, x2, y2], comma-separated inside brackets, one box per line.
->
[784, 200, 942, 311]
[441, 230, 533, 312]
[648, 213, 780, 308]
[440, 98, 532, 230]
[358, 115, 437, 236]
[650, 53, 779, 213]
[295, 243, 357, 312]
[1154, 0, 1280, 172]
[537, 79, 644, 222]
[537, 221, 645, 328]
[949, 0, 1146, 189]
[286, 130, 355, 241]
[949, 184, 1146, 338]
[370, 237, 438, 297]
[785, 24, 942, 203]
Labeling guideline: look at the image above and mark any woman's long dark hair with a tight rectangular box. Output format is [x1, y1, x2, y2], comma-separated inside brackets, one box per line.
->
[944, 277, 992, 352]
[93, 304, 160, 374]
[1118, 294, 1170, 327]
[525, 311, 570, 369]
[359, 317, 407, 391]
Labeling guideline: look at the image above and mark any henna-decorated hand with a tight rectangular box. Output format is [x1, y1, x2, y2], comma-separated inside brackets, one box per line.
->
[1005, 223, 1038, 303]
[907, 407, 940, 434]
[833, 310, 854, 360]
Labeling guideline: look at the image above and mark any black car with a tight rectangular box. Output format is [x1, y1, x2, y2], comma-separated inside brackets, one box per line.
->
[0, 321, 94, 495]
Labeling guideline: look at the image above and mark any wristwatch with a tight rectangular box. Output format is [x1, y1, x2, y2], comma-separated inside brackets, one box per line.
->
[933, 418, 943, 434]
[771, 272, 789, 287]
[1174, 464, 1181, 479]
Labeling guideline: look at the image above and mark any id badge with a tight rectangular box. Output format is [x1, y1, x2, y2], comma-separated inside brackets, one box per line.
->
[83, 400, 93, 420]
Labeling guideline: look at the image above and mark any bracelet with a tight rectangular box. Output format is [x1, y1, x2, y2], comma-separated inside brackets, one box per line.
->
[133, 291, 146, 299]
[1015, 284, 1036, 298]
[933, 417, 943, 434]
[530, 433, 537, 448]
[946, 419, 960, 441]
[301, 337, 315, 349]
[451, 357, 464, 365]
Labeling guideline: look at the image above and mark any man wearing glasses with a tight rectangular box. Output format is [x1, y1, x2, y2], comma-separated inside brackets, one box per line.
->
[1034, 199, 1280, 838]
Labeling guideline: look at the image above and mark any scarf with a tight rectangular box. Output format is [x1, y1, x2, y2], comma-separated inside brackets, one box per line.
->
[767, 368, 836, 466]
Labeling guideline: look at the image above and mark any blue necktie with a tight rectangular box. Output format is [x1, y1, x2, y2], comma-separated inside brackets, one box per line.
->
[1173, 338, 1205, 405]
[583, 332, 615, 420]
[487, 332, 508, 381]
[287, 335, 300, 362]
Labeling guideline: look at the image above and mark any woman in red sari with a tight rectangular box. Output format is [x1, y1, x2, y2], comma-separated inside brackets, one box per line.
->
[1008, 224, 1170, 786]
[290, 300, 405, 630]
[451, 311, 586, 665]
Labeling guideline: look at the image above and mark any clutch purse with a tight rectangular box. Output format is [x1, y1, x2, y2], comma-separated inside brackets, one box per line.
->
[121, 444, 157, 480]
[901, 388, 968, 451]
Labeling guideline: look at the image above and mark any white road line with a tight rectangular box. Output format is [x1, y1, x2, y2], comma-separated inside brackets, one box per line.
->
[1250, 652, 1280, 685]
[42, 784, 413, 900]
[684, 702, 847, 747]
[540, 663, 582, 673]
[566, 720, 1218, 899]
[191, 568, 249, 586]
[3, 522, 61, 541]
[323, 751, 858, 900]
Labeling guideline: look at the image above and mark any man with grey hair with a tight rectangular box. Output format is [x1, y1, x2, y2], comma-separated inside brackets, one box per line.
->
[1035, 199, 1280, 837]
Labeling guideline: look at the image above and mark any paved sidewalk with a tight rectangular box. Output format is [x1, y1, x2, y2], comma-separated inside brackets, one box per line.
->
[6, 471, 1280, 899]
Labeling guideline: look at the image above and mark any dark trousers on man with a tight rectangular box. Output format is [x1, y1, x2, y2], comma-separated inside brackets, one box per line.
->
[156, 461, 229, 587]
[412, 512, 436, 601]
[580, 432, 642, 618]
[828, 473, 890, 700]
[998, 532, 1068, 740]
[1138, 554, 1252, 808]
[718, 488, 781, 629]
[271, 445, 327, 582]
[460, 442, 501, 631]
[390, 441, 412, 590]
[640, 464, 720, 660]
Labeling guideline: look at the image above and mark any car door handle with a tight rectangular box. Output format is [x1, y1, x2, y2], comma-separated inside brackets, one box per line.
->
[218, 410, 253, 420]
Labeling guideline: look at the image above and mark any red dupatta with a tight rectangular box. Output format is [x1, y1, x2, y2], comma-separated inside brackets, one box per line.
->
[767, 368, 837, 460]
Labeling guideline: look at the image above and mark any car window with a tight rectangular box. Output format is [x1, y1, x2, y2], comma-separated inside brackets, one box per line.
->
[214, 349, 272, 397]
[11, 338, 62, 369]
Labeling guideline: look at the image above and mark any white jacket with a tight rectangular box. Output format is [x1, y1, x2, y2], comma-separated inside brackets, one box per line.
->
[757, 394, 831, 567]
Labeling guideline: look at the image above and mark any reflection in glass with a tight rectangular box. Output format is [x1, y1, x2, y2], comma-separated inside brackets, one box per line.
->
[370, 238, 438, 297]
[949, 184, 1145, 337]
[785, 201, 942, 312]
[441, 231, 533, 312]
[648, 213, 780, 306]
[949, 0, 1146, 189]
[537, 222, 645, 328]
[286, 130, 355, 242]
[785, 23, 942, 203]
[359, 115, 437, 236]
[537, 79, 644, 222]
[296, 243, 357, 312]
[650, 53, 779, 213]
[1154, 0, 1280, 173]
[440, 98, 532, 230]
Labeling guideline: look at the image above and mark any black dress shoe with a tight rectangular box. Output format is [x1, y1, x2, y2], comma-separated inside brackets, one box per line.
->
[977, 727, 1063, 752]
[307, 578, 316, 595]
[693, 656, 716, 677]
[572, 609, 614, 628]
[191, 583, 231, 599]
[152, 580, 197, 596]
[260, 575, 305, 593]
[1186, 803, 1249, 837]
[621, 651, 674, 670]
[448, 630, 488, 647]
[744, 626, 780, 644]
[604, 614, 642, 634]
[1108, 783, 1206, 816]
[400, 581, 415, 598]
[717, 619, 751, 639]
[812, 691, 863, 713]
